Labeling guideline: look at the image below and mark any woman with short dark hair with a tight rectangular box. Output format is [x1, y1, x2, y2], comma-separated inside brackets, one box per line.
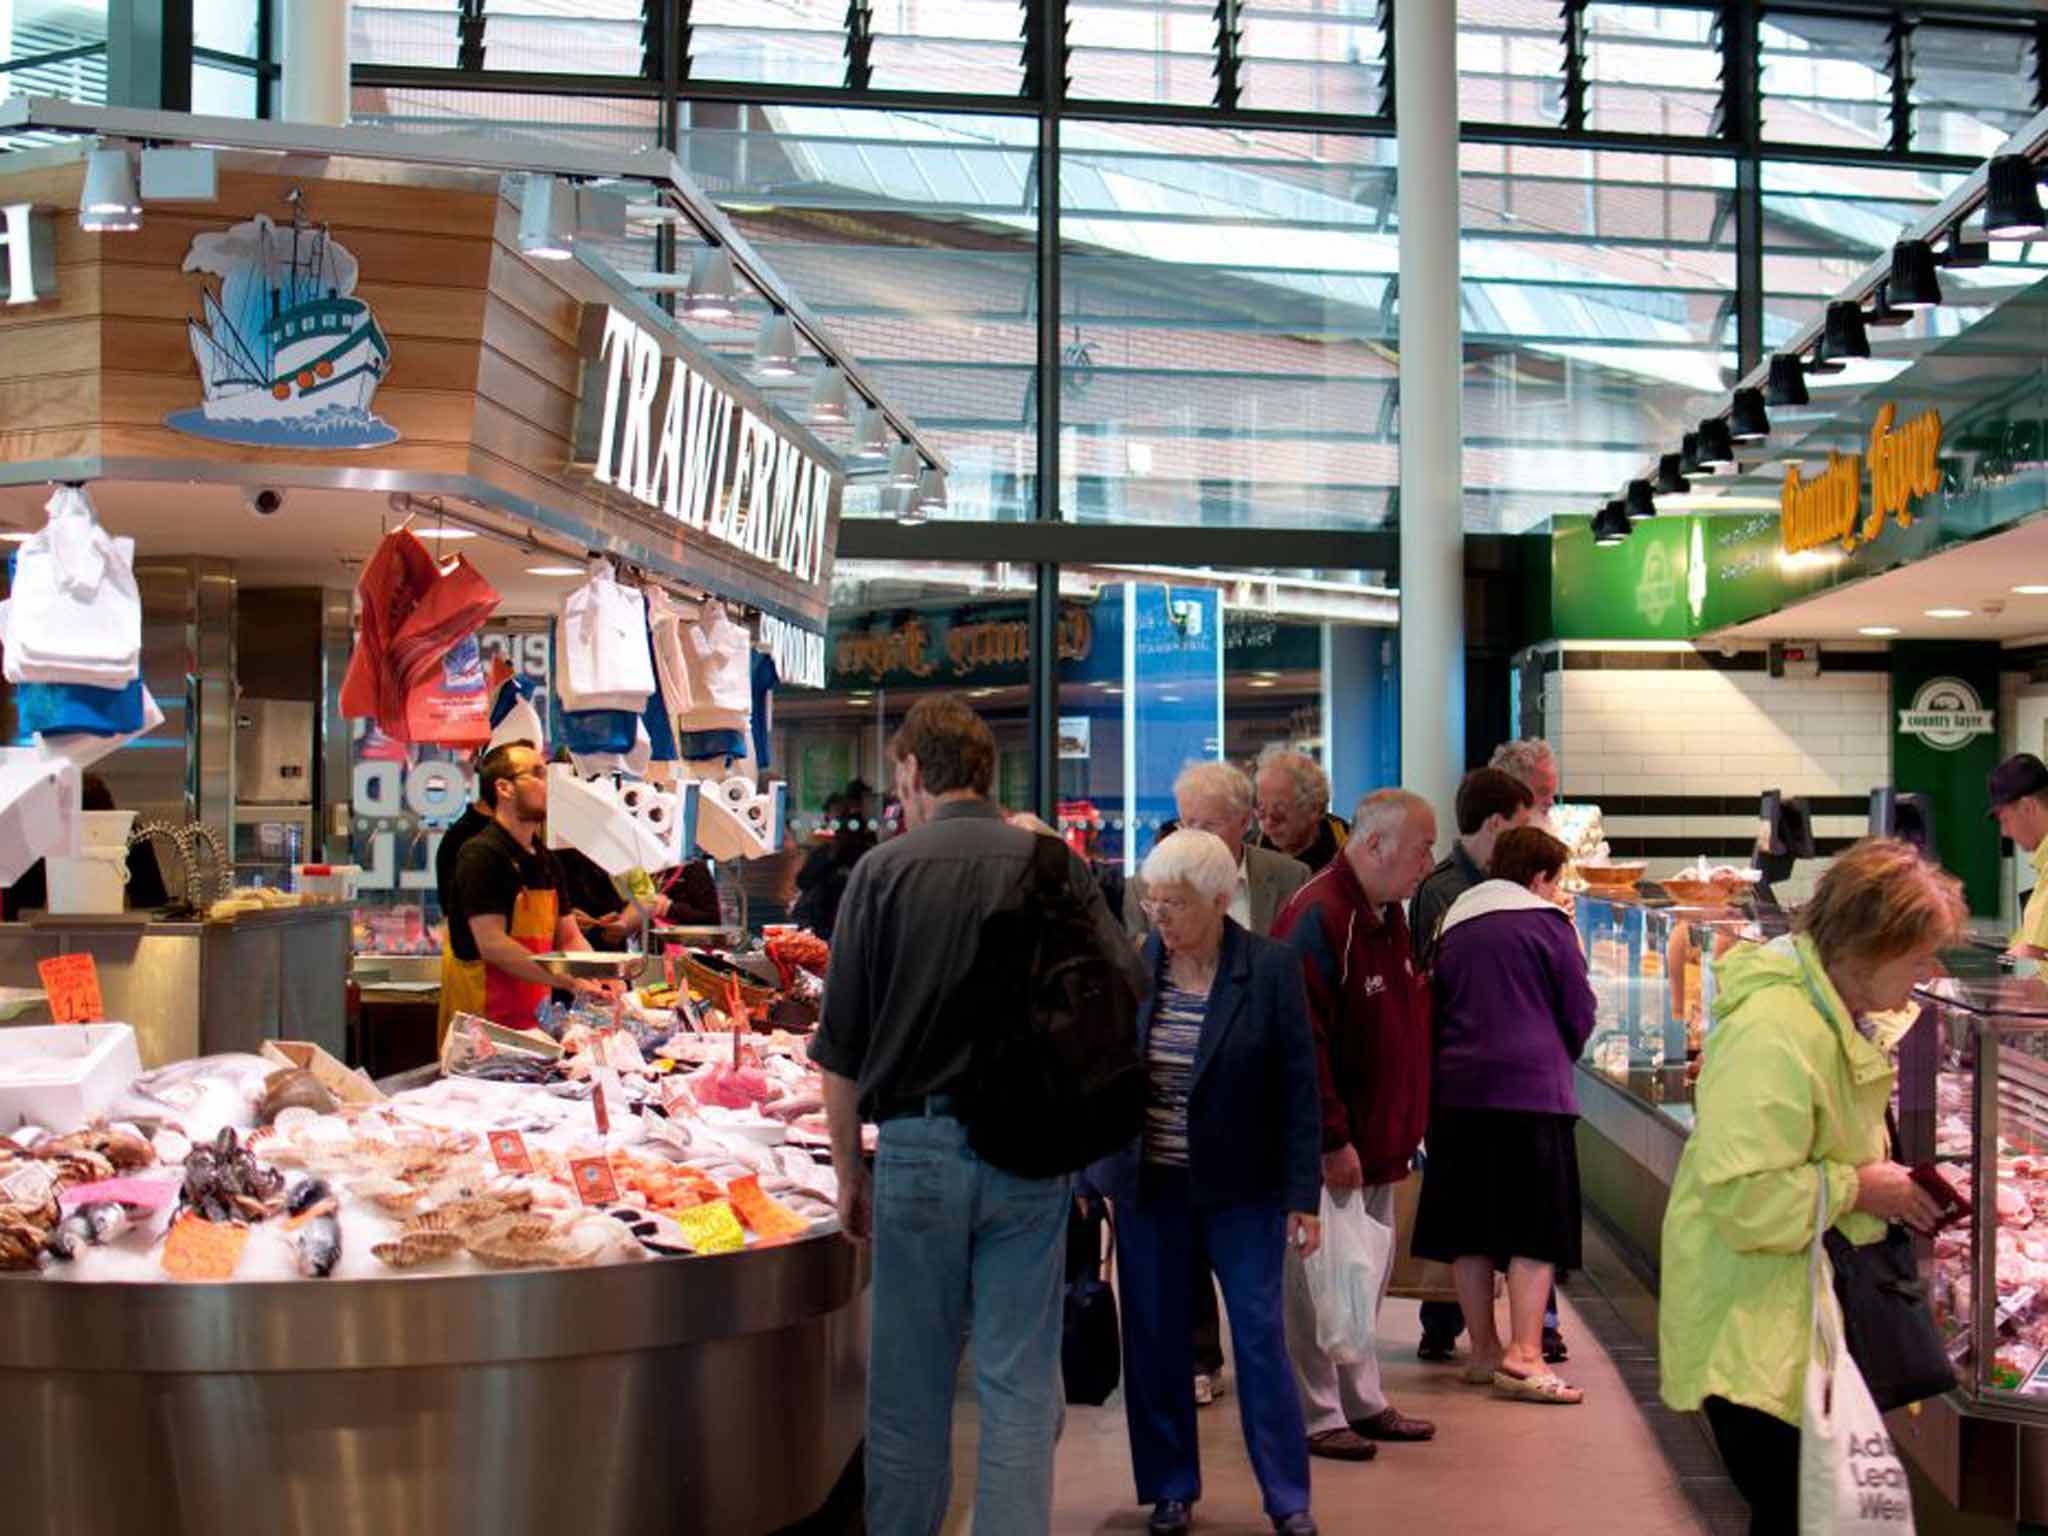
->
[1411, 825, 1593, 1405]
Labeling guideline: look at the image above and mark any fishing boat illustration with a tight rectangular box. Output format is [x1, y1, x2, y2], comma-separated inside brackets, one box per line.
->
[165, 191, 398, 449]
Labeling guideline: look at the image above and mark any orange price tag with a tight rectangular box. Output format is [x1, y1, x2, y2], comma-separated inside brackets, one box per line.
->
[36, 953, 103, 1024]
[488, 1130, 533, 1176]
[160, 1213, 250, 1281]
[569, 1155, 620, 1207]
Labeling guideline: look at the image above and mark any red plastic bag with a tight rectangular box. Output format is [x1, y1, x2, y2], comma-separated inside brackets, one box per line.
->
[401, 632, 491, 747]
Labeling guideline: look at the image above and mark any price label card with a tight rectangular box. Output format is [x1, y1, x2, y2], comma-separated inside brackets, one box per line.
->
[660, 1076, 695, 1118]
[467, 1021, 497, 1061]
[601, 1030, 647, 1073]
[161, 1214, 250, 1282]
[670, 1198, 746, 1254]
[488, 1130, 533, 1176]
[569, 1154, 621, 1207]
[36, 953, 103, 1024]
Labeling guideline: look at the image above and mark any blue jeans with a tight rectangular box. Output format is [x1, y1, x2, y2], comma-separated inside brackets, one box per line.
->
[866, 1112, 1071, 1536]
[1117, 1167, 1311, 1520]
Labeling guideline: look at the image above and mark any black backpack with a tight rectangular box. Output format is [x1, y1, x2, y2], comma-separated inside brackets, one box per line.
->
[954, 834, 1144, 1179]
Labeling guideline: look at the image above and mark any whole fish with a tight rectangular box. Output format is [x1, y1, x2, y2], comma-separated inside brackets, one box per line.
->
[294, 1213, 341, 1279]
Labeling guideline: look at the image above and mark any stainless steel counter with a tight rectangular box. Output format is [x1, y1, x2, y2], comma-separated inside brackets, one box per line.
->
[0, 1232, 871, 1535]
[0, 905, 349, 1065]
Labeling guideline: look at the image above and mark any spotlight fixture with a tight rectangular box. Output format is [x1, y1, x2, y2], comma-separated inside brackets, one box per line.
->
[1863, 282, 1909, 330]
[1679, 431, 1702, 474]
[886, 443, 924, 490]
[808, 366, 851, 425]
[1729, 387, 1770, 442]
[1938, 225, 1989, 269]
[1654, 452, 1691, 496]
[1592, 501, 1631, 546]
[1984, 153, 2047, 241]
[914, 468, 949, 517]
[1765, 354, 1810, 407]
[517, 173, 575, 260]
[79, 147, 141, 233]
[682, 247, 738, 321]
[893, 484, 927, 527]
[1695, 416, 1736, 469]
[1888, 240, 1942, 310]
[1625, 479, 1658, 520]
[1818, 300, 1870, 366]
[850, 406, 893, 461]
[753, 311, 800, 378]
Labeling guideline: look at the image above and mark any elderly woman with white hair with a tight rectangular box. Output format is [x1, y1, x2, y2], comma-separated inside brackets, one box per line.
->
[1092, 828, 1326, 1536]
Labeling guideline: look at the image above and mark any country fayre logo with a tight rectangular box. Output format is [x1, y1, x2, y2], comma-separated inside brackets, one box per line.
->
[165, 192, 397, 449]
[1636, 540, 1677, 627]
[1898, 676, 1994, 752]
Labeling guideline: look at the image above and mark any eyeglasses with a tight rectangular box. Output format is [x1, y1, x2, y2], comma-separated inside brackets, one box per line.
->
[1139, 895, 1196, 919]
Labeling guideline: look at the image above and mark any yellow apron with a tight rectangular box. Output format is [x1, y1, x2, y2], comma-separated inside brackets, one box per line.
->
[436, 935, 486, 1044]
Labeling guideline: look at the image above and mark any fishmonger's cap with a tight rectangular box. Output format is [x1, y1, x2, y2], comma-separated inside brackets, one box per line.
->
[1987, 753, 2048, 814]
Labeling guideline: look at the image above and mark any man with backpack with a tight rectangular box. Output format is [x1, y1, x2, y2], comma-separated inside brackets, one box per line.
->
[812, 696, 1143, 1536]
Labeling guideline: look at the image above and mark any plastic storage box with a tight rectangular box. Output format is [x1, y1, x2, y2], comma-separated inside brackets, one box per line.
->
[0, 1023, 142, 1132]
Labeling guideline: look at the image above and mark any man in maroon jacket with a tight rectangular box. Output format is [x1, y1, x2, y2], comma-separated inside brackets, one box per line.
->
[1271, 788, 1440, 1462]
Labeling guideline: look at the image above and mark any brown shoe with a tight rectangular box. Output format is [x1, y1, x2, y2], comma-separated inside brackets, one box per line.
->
[1307, 1428, 1378, 1462]
[1351, 1406, 1437, 1442]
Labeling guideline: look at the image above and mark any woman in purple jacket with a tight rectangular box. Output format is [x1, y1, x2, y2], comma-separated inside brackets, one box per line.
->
[1410, 826, 1595, 1406]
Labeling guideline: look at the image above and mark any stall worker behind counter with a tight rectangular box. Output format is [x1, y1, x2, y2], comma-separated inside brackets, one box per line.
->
[445, 743, 616, 1030]
[1991, 753, 2048, 960]
[434, 740, 528, 1041]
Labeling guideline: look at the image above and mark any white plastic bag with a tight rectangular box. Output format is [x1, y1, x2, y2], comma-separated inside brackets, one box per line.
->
[1800, 1174, 1915, 1534]
[1302, 1186, 1394, 1365]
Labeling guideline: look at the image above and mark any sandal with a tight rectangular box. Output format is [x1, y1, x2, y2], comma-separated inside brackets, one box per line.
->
[1460, 1363, 1500, 1386]
[1491, 1368, 1583, 1405]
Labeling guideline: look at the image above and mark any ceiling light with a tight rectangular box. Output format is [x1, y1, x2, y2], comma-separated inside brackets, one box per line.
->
[1160, 694, 1184, 704]
[1729, 388, 1770, 442]
[1819, 301, 1870, 367]
[1858, 625, 1900, 637]
[1678, 431, 1702, 474]
[892, 485, 926, 527]
[1592, 502, 1631, 546]
[1939, 226, 1989, 269]
[808, 366, 850, 426]
[1984, 154, 2047, 241]
[1624, 479, 1657, 520]
[2016, 585, 2048, 596]
[1924, 607, 1971, 619]
[886, 444, 923, 491]
[1246, 679, 1276, 689]
[79, 147, 141, 233]
[1653, 453, 1690, 496]
[753, 312, 800, 379]
[1863, 283, 1909, 330]
[850, 406, 892, 461]
[1765, 354, 1810, 407]
[1696, 417, 1736, 468]
[1104, 686, 1124, 696]
[0, 530, 32, 543]
[682, 247, 737, 321]
[525, 564, 585, 577]
[1888, 240, 1941, 310]
[517, 174, 575, 260]
[914, 467, 948, 516]
[418, 525, 476, 541]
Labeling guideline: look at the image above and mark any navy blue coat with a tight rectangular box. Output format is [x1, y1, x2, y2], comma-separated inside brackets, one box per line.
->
[1089, 918, 1323, 1217]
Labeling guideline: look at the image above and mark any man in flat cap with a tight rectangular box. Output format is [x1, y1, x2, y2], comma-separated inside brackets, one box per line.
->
[1990, 753, 2048, 959]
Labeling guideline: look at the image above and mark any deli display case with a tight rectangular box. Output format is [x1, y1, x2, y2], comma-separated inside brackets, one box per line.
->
[1891, 966, 2048, 1521]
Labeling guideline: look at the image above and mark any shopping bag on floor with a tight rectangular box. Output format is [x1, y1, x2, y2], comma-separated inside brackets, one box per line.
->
[1800, 1175, 1915, 1534]
[1303, 1186, 1394, 1366]
[1062, 1192, 1120, 1406]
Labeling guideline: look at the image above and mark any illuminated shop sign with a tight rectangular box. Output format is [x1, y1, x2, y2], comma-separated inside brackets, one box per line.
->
[1781, 402, 1943, 556]
[574, 305, 835, 585]
[759, 612, 826, 690]
[0, 203, 54, 305]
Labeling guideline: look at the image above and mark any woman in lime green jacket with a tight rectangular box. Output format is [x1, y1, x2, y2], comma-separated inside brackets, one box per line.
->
[1659, 840, 1965, 1534]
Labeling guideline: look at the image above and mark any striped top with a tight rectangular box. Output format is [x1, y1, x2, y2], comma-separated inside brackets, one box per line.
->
[1142, 984, 1209, 1167]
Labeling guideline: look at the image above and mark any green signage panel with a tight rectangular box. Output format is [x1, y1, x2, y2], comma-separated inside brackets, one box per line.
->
[1890, 643, 2003, 917]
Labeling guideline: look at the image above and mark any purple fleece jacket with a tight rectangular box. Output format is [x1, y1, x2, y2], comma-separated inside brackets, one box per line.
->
[1431, 904, 1596, 1116]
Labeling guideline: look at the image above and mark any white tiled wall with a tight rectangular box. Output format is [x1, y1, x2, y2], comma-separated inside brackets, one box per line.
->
[1551, 666, 1890, 801]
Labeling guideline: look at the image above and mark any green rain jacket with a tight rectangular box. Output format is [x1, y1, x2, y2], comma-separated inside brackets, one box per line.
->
[1659, 933, 1891, 1427]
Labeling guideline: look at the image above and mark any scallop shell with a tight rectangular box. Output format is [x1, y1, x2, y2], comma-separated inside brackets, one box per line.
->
[371, 1230, 465, 1267]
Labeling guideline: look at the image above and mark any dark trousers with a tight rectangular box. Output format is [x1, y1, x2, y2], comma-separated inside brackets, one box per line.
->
[1702, 1396, 1799, 1536]
[1191, 1229, 1224, 1377]
[1117, 1169, 1310, 1520]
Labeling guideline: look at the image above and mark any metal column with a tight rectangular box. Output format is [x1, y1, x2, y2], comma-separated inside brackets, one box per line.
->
[281, 0, 351, 126]
[1027, 1, 1065, 824]
[1393, 0, 1462, 817]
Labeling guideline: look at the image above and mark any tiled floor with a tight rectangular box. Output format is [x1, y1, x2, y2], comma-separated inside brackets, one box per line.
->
[940, 1282, 1710, 1535]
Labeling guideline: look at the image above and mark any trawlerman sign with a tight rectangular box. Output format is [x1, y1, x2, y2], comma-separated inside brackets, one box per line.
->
[574, 305, 835, 585]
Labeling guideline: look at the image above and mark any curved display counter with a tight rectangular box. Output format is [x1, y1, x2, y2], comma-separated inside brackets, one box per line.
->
[0, 1231, 868, 1535]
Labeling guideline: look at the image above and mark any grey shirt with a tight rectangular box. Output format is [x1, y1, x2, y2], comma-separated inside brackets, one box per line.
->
[1409, 838, 1485, 968]
[810, 797, 1141, 1123]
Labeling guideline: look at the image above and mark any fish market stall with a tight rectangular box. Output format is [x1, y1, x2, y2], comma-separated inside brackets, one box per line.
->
[0, 1006, 867, 1536]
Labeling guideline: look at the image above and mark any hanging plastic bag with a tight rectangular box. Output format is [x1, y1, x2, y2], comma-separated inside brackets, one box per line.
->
[1799, 1174, 1916, 1534]
[402, 632, 492, 747]
[1302, 1185, 1394, 1365]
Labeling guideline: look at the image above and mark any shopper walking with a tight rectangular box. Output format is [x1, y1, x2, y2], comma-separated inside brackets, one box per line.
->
[1412, 827, 1593, 1405]
[811, 696, 1139, 1536]
[1252, 747, 1350, 874]
[1093, 829, 1324, 1536]
[1659, 839, 1962, 1534]
[1129, 758, 1309, 1406]
[1272, 789, 1440, 1461]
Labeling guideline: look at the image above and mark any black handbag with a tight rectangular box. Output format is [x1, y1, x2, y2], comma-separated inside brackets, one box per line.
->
[1820, 1112, 1955, 1413]
[1063, 1194, 1121, 1406]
